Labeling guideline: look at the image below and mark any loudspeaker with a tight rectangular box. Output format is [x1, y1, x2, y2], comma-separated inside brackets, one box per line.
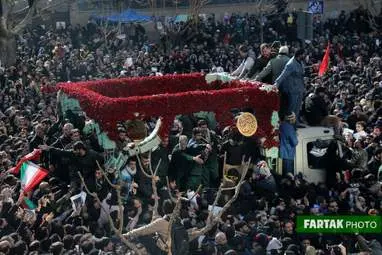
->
[297, 11, 313, 41]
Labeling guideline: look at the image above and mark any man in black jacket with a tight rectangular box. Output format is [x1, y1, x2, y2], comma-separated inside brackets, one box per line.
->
[50, 123, 73, 149]
[247, 43, 271, 82]
[40, 141, 104, 194]
[29, 124, 45, 152]
[305, 87, 329, 126]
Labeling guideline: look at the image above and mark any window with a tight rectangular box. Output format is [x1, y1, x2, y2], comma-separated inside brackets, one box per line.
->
[307, 139, 331, 169]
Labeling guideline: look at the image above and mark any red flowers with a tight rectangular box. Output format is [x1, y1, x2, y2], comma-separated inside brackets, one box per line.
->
[57, 73, 279, 148]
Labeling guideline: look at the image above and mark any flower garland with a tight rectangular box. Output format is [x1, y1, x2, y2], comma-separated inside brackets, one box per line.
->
[57, 73, 280, 148]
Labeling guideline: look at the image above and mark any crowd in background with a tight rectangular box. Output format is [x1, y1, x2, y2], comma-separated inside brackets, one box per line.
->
[0, 5, 381, 255]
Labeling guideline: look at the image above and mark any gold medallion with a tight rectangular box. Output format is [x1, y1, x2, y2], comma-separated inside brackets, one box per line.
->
[236, 112, 258, 137]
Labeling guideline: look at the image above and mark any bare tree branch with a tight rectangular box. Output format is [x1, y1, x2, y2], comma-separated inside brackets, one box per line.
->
[136, 154, 153, 179]
[95, 160, 125, 236]
[96, 160, 119, 189]
[11, 0, 37, 34]
[136, 153, 161, 221]
[150, 155, 161, 220]
[207, 183, 222, 221]
[153, 158, 162, 176]
[166, 184, 202, 255]
[189, 157, 251, 241]
[77, 172, 141, 254]
[166, 196, 182, 255]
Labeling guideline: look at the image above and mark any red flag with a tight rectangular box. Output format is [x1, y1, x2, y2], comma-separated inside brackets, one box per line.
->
[8, 149, 42, 175]
[318, 44, 330, 76]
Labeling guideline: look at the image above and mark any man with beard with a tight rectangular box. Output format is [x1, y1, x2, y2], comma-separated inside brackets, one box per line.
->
[39, 141, 104, 194]
[186, 128, 208, 190]
[255, 45, 290, 84]
[197, 119, 219, 188]
[247, 43, 272, 82]
[29, 124, 45, 151]
[274, 49, 306, 127]
[50, 123, 73, 149]
[169, 135, 193, 191]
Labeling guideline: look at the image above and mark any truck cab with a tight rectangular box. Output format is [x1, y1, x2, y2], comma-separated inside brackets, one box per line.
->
[269, 126, 335, 184]
[295, 127, 335, 184]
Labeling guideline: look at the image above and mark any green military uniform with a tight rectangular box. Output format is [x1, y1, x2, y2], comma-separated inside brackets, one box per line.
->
[169, 144, 193, 191]
[186, 140, 207, 190]
[203, 130, 220, 188]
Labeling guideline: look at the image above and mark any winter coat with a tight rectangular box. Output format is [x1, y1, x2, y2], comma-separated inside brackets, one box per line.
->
[255, 54, 290, 83]
[247, 55, 270, 81]
[275, 57, 305, 94]
[305, 95, 329, 126]
[347, 148, 368, 170]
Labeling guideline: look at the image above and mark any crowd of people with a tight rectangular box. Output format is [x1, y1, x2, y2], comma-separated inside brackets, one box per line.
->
[0, 5, 381, 255]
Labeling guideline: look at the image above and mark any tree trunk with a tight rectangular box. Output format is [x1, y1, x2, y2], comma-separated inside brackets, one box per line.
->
[260, 13, 264, 43]
[0, 36, 17, 66]
[0, 0, 16, 66]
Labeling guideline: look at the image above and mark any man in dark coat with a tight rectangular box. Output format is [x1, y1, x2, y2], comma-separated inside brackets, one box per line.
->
[247, 43, 272, 82]
[255, 46, 290, 84]
[169, 135, 193, 191]
[186, 128, 208, 190]
[274, 49, 306, 126]
[40, 141, 104, 194]
[305, 87, 329, 126]
[29, 124, 45, 152]
[50, 123, 73, 149]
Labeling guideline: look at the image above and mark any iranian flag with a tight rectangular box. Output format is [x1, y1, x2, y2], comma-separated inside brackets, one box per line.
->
[20, 161, 48, 193]
[22, 197, 37, 210]
[9, 149, 42, 175]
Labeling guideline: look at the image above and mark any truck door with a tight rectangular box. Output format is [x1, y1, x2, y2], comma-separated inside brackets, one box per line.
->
[301, 138, 329, 183]
[295, 128, 334, 184]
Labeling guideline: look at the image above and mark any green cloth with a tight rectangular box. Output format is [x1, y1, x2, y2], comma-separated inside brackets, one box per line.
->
[186, 141, 207, 190]
[169, 145, 193, 191]
[203, 131, 220, 188]
[187, 174, 204, 191]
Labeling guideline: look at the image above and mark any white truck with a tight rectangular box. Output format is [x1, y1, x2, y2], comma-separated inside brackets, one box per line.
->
[268, 126, 335, 184]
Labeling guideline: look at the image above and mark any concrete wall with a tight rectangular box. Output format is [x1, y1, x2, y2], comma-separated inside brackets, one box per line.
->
[69, 0, 376, 25]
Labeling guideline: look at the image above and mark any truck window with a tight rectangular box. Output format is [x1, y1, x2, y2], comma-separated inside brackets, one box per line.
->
[307, 140, 330, 169]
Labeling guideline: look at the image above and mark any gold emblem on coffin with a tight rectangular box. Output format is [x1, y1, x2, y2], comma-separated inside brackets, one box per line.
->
[236, 112, 258, 137]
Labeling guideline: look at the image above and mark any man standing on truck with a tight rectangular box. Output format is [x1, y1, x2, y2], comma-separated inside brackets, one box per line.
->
[274, 49, 306, 127]
[280, 112, 298, 176]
